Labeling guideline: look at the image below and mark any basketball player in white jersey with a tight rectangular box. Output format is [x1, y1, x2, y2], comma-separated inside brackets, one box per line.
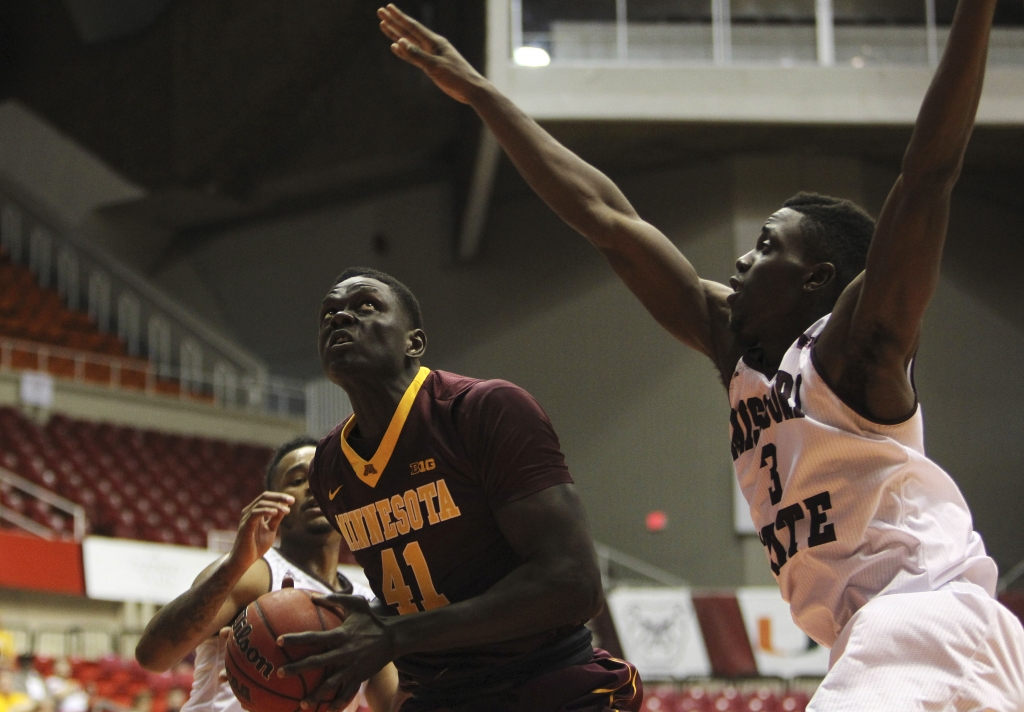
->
[378, 1, 1024, 708]
[135, 437, 398, 712]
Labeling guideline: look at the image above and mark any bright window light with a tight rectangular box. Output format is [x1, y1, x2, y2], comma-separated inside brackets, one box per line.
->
[513, 46, 551, 67]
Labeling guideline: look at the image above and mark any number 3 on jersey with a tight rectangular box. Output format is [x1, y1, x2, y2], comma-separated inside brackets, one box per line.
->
[381, 542, 449, 614]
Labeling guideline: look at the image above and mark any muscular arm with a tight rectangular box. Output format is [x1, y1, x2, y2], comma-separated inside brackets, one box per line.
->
[134, 493, 291, 672]
[279, 484, 602, 707]
[816, 0, 997, 420]
[378, 5, 737, 377]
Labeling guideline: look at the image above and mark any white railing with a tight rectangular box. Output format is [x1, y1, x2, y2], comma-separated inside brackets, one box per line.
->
[0, 179, 307, 419]
[511, 0, 1024, 68]
[0, 337, 306, 418]
[998, 557, 1024, 594]
[0, 466, 86, 540]
[595, 542, 688, 589]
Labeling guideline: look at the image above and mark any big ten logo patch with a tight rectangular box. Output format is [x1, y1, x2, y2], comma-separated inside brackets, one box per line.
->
[410, 458, 436, 475]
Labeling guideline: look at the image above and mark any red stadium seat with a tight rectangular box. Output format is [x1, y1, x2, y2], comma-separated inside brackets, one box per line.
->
[778, 692, 809, 712]
[0, 406, 273, 545]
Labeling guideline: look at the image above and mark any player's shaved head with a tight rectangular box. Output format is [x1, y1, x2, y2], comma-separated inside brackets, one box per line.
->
[333, 267, 423, 330]
[265, 435, 319, 490]
[782, 192, 875, 297]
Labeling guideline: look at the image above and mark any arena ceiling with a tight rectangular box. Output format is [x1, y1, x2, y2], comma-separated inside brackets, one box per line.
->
[0, 0, 1021, 374]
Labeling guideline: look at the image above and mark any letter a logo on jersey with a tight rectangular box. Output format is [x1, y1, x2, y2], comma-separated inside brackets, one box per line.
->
[363, 464, 378, 477]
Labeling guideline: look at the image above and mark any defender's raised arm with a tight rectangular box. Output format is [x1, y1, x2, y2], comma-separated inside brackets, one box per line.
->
[816, 0, 998, 420]
[378, 4, 738, 378]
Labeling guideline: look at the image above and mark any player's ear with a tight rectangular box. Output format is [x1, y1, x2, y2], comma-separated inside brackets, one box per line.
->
[406, 328, 427, 359]
[804, 262, 836, 292]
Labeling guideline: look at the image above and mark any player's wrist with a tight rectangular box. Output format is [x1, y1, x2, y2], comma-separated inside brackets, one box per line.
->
[382, 615, 415, 659]
[222, 545, 258, 578]
[463, 74, 495, 106]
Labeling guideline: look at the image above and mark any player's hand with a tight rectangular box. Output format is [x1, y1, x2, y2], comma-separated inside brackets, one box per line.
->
[228, 492, 293, 570]
[378, 4, 484, 105]
[276, 594, 395, 711]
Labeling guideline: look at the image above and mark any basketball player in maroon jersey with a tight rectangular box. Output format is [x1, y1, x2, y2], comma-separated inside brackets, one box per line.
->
[277, 268, 641, 712]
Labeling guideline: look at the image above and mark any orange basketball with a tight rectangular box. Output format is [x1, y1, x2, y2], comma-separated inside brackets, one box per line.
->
[224, 588, 345, 712]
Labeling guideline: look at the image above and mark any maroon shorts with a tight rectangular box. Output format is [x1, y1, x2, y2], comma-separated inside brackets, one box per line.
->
[399, 649, 643, 712]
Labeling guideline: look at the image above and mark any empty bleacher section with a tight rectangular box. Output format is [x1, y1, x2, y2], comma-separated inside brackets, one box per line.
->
[0, 247, 187, 400]
[0, 247, 126, 358]
[0, 407, 267, 546]
[0, 193, 304, 417]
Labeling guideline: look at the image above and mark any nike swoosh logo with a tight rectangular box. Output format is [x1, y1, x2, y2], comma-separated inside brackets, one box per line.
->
[328, 486, 342, 500]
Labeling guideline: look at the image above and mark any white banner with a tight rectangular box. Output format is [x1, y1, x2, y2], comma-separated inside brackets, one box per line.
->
[82, 536, 220, 604]
[20, 371, 54, 408]
[736, 587, 831, 677]
[607, 587, 711, 680]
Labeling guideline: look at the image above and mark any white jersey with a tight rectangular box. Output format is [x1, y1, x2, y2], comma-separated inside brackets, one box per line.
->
[182, 548, 374, 712]
[729, 314, 997, 648]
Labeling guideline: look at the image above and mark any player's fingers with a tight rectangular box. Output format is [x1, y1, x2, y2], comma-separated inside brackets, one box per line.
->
[218, 626, 231, 639]
[382, 4, 439, 49]
[303, 670, 344, 703]
[258, 492, 295, 504]
[302, 670, 357, 710]
[380, 7, 435, 55]
[250, 504, 289, 517]
[278, 648, 350, 676]
[242, 492, 294, 513]
[393, 39, 440, 69]
[277, 628, 348, 654]
[379, 20, 404, 43]
[326, 683, 360, 712]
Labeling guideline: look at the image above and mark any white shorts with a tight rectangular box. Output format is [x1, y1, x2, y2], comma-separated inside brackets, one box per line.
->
[808, 582, 1024, 712]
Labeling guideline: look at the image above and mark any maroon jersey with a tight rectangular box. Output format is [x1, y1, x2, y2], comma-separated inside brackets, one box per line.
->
[308, 368, 585, 699]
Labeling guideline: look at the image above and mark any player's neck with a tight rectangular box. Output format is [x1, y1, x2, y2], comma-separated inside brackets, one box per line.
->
[344, 363, 421, 444]
[757, 310, 828, 369]
[278, 536, 344, 591]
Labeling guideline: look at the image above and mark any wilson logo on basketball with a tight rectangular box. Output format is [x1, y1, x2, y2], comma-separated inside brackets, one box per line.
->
[232, 609, 275, 679]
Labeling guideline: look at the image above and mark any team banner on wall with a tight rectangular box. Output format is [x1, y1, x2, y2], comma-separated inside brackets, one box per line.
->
[735, 587, 831, 677]
[607, 587, 711, 680]
[82, 536, 220, 604]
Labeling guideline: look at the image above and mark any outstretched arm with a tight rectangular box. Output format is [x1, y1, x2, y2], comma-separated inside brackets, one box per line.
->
[378, 5, 737, 377]
[134, 492, 291, 671]
[816, 0, 997, 420]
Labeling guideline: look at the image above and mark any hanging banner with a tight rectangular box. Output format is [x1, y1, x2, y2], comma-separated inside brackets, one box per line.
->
[82, 536, 220, 604]
[735, 586, 831, 677]
[0, 530, 84, 595]
[606, 587, 711, 680]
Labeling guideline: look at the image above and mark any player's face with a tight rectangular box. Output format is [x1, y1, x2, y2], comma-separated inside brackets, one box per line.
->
[272, 446, 333, 536]
[728, 208, 816, 342]
[318, 277, 418, 385]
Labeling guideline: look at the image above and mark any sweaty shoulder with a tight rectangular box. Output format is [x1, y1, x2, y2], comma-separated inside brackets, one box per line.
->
[431, 370, 574, 509]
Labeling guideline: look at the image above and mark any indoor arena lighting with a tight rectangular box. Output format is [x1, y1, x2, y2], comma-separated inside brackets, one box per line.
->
[513, 46, 551, 67]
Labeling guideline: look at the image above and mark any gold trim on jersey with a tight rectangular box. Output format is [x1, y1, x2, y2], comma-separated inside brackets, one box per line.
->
[340, 366, 431, 488]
